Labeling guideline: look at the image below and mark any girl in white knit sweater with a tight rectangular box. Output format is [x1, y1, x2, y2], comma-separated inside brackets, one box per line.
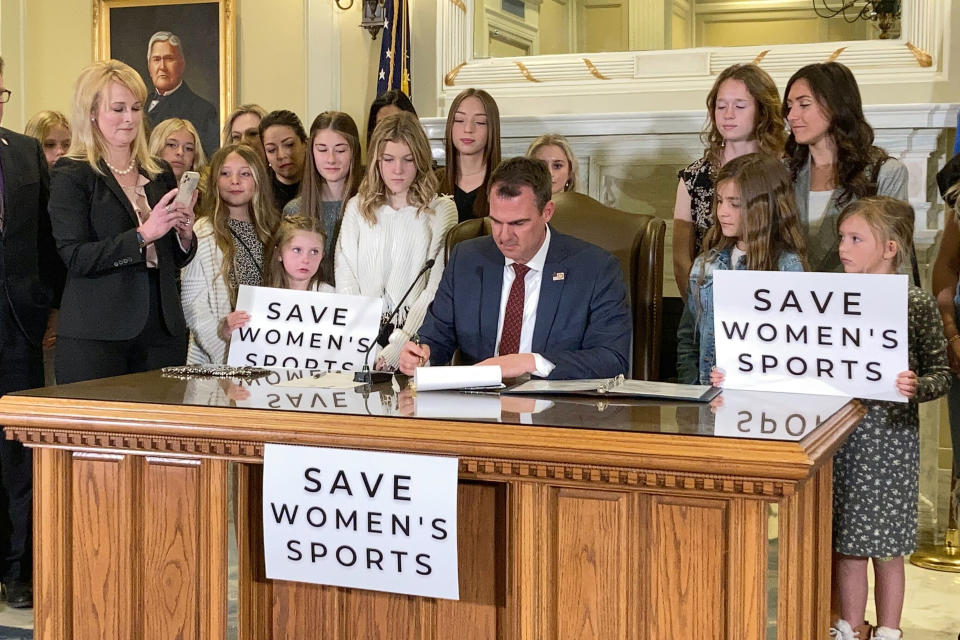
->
[181, 144, 279, 364]
[335, 112, 458, 370]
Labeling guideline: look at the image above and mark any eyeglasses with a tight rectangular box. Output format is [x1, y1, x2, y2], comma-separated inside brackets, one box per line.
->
[0, 90, 11, 104]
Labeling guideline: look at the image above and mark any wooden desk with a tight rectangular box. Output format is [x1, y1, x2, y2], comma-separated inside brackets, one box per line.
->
[0, 372, 863, 639]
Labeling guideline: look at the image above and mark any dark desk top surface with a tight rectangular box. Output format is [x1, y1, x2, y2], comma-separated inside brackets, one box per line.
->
[11, 369, 854, 443]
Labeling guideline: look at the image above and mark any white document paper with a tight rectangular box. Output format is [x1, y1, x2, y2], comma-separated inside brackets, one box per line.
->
[262, 443, 460, 600]
[713, 271, 908, 402]
[227, 285, 383, 371]
[413, 365, 502, 391]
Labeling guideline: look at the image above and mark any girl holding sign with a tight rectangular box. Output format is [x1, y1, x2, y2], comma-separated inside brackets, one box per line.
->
[219, 216, 335, 339]
[826, 197, 950, 640]
[676, 153, 808, 384]
[335, 112, 458, 371]
[264, 216, 335, 293]
[181, 144, 279, 364]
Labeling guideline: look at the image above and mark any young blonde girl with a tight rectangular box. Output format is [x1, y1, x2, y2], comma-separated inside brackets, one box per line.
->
[335, 111, 457, 371]
[676, 152, 808, 384]
[180, 143, 279, 364]
[828, 197, 951, 640]
[221, 216, 334, 338]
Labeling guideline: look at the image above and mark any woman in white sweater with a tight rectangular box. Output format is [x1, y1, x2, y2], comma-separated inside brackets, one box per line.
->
[181, 143, 279, 364]
[335, 111, 457, 370]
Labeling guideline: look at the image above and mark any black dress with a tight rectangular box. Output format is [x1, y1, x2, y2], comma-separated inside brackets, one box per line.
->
[453, 185, 480, 224]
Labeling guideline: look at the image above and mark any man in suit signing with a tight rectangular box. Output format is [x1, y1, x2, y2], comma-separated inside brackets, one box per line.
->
[0, 57, 64, 608]
[398, 156, 631, 380]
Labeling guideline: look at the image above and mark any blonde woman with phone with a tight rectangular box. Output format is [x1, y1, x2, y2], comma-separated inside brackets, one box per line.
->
[49, 60, 198, 384]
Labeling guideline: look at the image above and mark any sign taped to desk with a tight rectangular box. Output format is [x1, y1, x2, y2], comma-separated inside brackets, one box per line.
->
[263, 443, 460, 600]
[714, 271, 908, 402]
[227, 285, 383, 371]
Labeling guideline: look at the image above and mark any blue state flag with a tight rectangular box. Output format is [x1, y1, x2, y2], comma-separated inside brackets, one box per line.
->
[377, 0, 411, 97]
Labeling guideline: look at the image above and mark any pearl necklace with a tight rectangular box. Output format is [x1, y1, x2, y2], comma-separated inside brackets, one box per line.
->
[105, 158, 136, 176]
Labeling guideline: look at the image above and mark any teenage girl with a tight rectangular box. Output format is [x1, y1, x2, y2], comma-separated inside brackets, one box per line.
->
[673, 63, 786, 297]
[435, 88, 502, 222]
[826, 196, 951, 640]
[220, 215, 333, 340]
[335, 111, 457, 371]
[676, 152, 808, 384]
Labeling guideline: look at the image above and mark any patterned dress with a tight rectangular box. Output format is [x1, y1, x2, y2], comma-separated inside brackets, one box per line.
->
[226, 218, 264, 290]
[832, 285, 951, 557]
[678, 157, 715, 256]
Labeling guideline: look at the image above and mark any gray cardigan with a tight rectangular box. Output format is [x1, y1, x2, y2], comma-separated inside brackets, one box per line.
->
[794, 156, 909, 272]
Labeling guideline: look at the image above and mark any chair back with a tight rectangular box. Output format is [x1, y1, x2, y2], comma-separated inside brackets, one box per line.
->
[444, 192, 665, 380]
[551, 192, 665, 380]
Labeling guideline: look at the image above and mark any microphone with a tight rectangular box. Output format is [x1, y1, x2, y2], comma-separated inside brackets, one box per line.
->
[354, 258, 436, 384]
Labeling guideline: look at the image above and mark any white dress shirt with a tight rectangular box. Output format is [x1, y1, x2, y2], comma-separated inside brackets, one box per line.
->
[494, 226, 556, 377]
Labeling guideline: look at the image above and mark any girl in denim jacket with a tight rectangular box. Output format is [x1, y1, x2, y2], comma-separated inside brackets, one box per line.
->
[677, 153, 808, 383]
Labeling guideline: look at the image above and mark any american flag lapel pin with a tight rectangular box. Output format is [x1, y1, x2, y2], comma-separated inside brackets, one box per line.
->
[553, 272, 565, 281]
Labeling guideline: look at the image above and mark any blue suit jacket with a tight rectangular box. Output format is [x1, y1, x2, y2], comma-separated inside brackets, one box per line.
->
[419, 228, 631, 380]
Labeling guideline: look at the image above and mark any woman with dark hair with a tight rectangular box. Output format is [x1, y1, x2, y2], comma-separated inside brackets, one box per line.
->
[435, 88, 502, 222]
[366, 90, 417, 148]
[783, 61, 908, 273]
[284, 111, 363, 286]
[673, 63, 786, 297]
[260, 109, 307, 211]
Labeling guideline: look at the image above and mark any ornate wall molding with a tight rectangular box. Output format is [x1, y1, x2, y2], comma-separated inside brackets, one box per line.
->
[437, 0, 948, 113]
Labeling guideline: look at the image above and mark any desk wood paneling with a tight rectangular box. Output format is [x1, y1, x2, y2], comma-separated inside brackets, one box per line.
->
[0, 374, 863, 639]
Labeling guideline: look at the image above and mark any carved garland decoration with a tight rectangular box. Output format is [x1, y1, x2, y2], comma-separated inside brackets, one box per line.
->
[583, 58, 609, 80]
[8, 426, 795, 497]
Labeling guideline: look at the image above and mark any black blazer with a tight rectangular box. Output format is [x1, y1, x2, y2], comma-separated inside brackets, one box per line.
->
[49, 157, 196, 341]
[0, 127, 63, 347]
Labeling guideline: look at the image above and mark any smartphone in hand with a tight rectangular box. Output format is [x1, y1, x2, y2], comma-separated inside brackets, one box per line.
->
[173, 171, 200, 207]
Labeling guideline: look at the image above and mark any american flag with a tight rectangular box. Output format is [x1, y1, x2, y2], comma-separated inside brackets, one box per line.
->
[377, 0, 411, 97]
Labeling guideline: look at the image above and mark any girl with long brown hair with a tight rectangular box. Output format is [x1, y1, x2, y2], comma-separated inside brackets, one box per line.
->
[284, 111, 362, 287]
[676, 153, 808, 384]
[783, 62, 908, 273]
[436, 88, 501, 222]
[673, 63, 786, 297]
[180, 143, 279, 364]
[335, 112, 457, 370]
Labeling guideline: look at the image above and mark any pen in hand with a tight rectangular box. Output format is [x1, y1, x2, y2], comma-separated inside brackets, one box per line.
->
[412, 334, 425, 367]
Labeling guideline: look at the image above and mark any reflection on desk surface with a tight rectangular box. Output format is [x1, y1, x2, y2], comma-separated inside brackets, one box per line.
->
[11, 370, 855, 442]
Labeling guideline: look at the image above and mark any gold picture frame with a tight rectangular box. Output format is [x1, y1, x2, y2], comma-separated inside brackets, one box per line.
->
[93, 0, 235, 152]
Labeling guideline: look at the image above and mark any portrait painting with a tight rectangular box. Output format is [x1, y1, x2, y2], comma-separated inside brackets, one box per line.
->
[93, 0, 235, 156]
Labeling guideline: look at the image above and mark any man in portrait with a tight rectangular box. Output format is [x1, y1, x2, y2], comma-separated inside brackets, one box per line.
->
[145, 31, 219, 156]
